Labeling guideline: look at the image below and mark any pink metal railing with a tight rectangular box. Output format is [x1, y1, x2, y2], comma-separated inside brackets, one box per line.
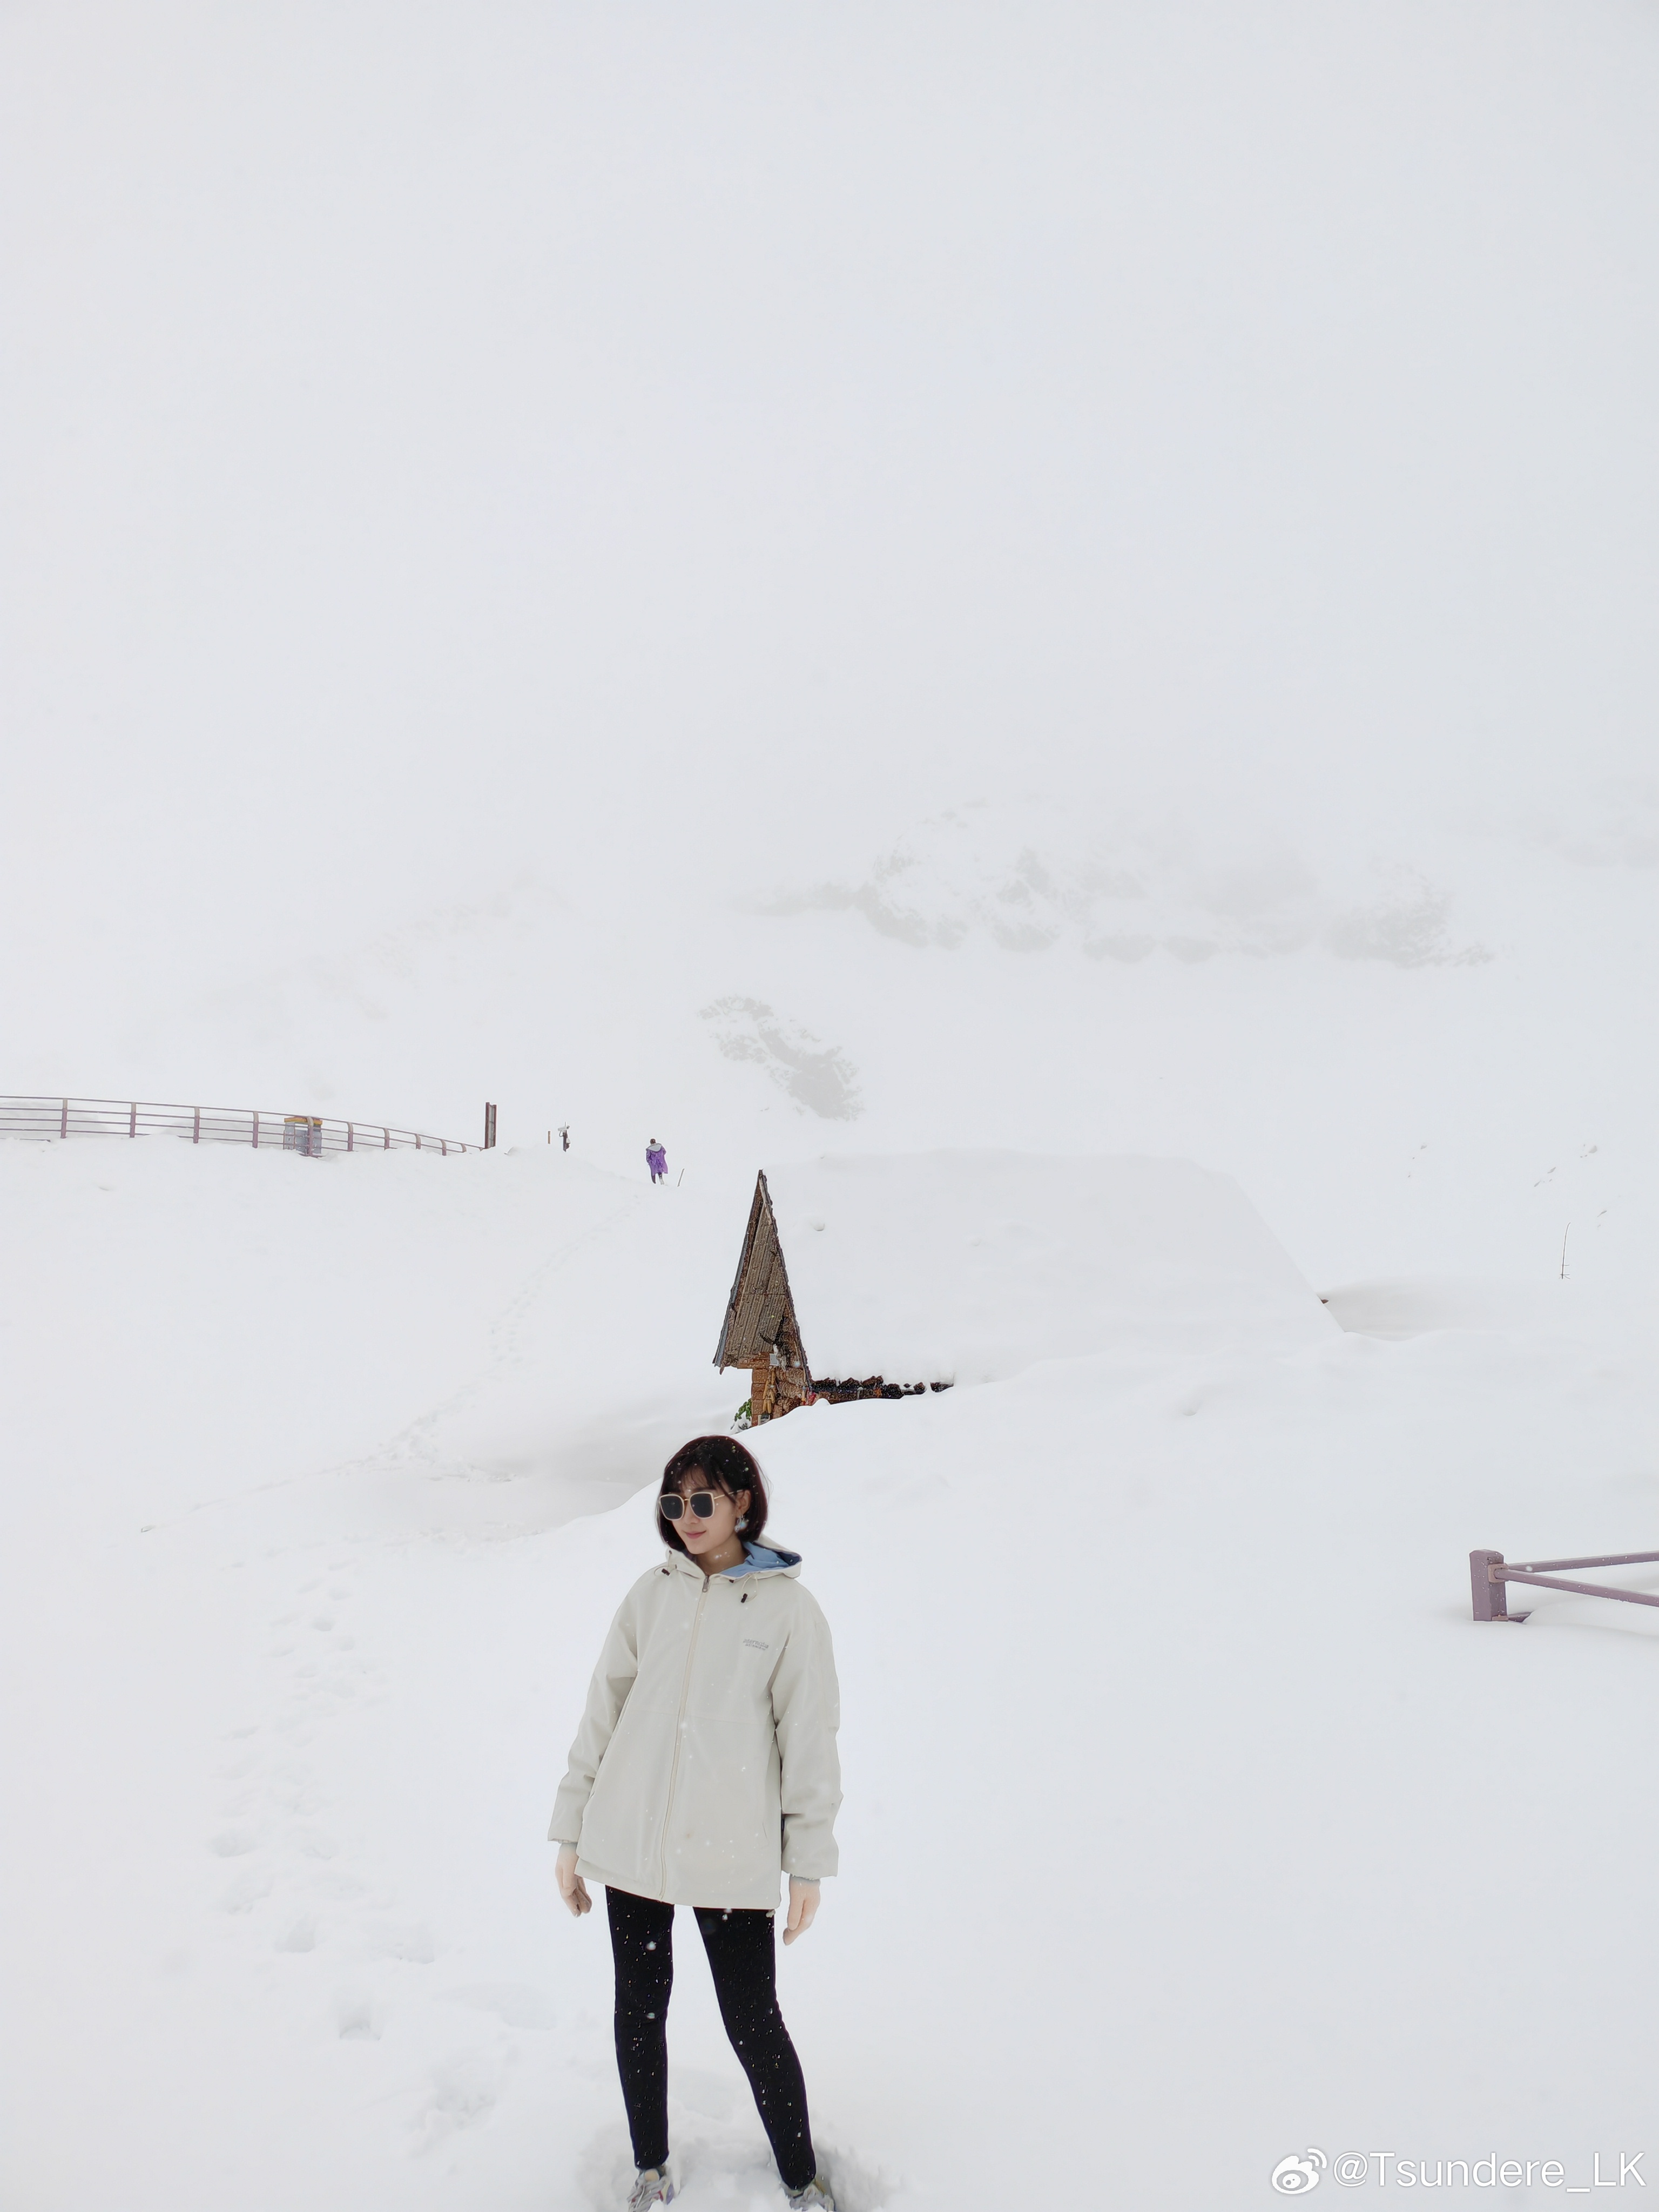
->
[0, 1094, 471, 1158]
[1471, 1548, 1659, 1622]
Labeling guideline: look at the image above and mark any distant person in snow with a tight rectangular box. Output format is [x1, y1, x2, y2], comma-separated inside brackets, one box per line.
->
[559, 1124, 570, 1152]
[646, 1140, 667, 1183]
[550, 1436, 841, 2212]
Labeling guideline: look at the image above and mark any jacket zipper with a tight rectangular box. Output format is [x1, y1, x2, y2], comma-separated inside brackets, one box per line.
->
[659, 1573, 710, 1897]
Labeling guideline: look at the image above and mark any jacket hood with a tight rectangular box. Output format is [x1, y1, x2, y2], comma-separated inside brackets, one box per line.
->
[663, 1541, 801, 1582]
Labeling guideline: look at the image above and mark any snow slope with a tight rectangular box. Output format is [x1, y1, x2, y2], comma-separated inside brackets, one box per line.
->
[5, 1136, 1659, 2210]
[3, 1, 1659, 1306]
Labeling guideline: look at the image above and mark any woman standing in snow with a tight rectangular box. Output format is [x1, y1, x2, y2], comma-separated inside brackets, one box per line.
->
[550, 1435, 841, 2212]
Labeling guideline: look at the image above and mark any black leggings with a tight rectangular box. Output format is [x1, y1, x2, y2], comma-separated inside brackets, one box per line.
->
[605, 1885, 817, 2191]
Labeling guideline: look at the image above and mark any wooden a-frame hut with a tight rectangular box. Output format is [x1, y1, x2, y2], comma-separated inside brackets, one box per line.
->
[712, 1168, 944, 1423]
[712, 1171, 812, 1424]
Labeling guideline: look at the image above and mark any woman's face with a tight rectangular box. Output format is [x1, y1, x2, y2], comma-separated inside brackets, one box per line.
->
[667, 1472, 750, 1560]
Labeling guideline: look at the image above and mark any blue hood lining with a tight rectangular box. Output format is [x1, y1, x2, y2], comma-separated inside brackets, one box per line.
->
[721, 1541, 800, 1577]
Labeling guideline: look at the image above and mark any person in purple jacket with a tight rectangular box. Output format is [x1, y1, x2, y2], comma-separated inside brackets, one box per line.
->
[646, 1140, 667, 1183]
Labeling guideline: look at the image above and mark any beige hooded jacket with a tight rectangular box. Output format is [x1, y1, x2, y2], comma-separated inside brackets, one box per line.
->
[548, 1543, 841, 1910]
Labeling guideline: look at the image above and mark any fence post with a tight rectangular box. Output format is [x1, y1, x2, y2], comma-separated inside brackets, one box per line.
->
[1471, 1549, 1512, 1622]
[194, 1105, 201, 1144]
[248, 1110, 255, 1148]
[484, 1102, 497, 1150]
[129, 1102, 137, 1138]
[60, 1098, 68, 1138]
[346, 1121, 354, 1153]
[383, 1127, 389, 1150]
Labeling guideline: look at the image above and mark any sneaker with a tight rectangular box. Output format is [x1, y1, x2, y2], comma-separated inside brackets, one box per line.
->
[785, 2180, 835, 2211]
[628, 2169, 676, 2210]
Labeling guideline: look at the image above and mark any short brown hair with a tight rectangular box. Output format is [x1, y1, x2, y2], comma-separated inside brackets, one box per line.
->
[657, 1435, 769, 1554]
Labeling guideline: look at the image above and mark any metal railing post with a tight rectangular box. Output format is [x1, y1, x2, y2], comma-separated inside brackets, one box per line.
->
[346, 1122, 353, 1154]
[129, 1102, 137, 1137]
[1471, 1549, 1514, 1621]
[60, 1098, 68, 1138]
[193, 1105, 201, 1144]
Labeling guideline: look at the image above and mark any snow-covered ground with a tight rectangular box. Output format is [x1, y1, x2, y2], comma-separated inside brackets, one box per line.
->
[4, 2, 1659, 2205]
[5, 1135, 1659, 2209]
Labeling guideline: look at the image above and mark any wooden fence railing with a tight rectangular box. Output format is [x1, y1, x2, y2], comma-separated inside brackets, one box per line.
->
[0, 1094, 473, 1158]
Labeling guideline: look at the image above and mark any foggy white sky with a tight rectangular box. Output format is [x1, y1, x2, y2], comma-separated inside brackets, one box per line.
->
[3, 0, 1657, 994]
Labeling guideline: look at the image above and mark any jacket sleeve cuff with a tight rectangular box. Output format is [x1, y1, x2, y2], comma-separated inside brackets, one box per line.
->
[781, 1848, 837, 1879]
[781, 1833, 838, 1881]
[548, 1771, 596, 1846]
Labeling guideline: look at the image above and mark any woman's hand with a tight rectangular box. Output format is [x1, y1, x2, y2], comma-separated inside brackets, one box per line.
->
[556, 1843, 592, 1917]
[782, 1876, 819, 1946]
